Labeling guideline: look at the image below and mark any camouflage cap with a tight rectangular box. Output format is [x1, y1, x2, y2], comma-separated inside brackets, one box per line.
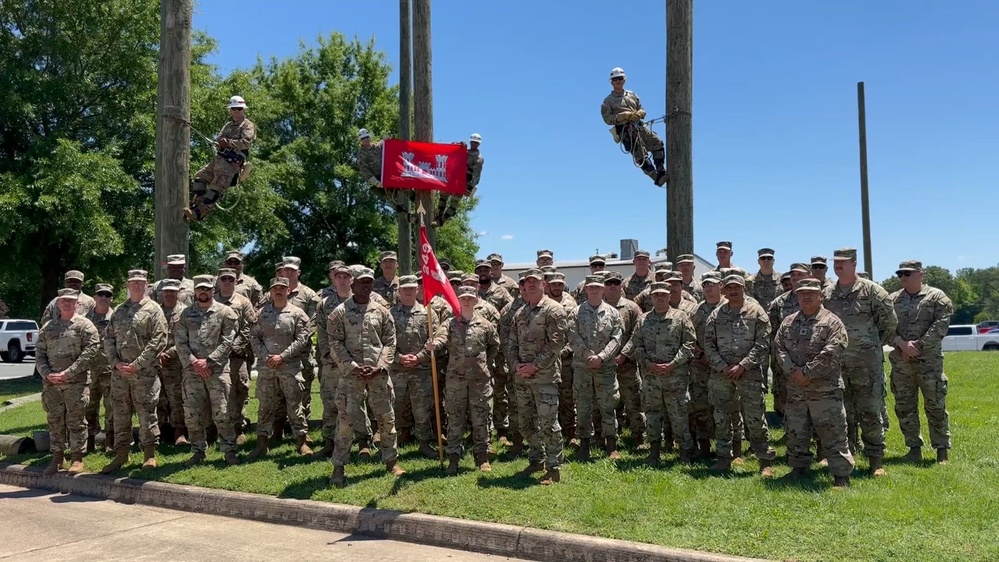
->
[584, 275, 605, 287]
[447, 270, 465, 282]
[269, 277, 289, 289]
[127, 269, 148, 282]
[460, 274, 478, 285]
[858, 271, 871, 280]
[716, 241, 733, 250]
[438, 258, 452, 269]
[810, 255, 828, 266]
[456, 286, 478, 298]
[380, 250, 398, 262]
[281, 256, 302, 270]
[193, 275, 215, 289]
[473, 259, 491, 272]
[588, 254, 607, 265]
[676, 254, 695, 263]
[352, 267, 375, 280]
[217, 268, 237, 279]
[664, 270, 683, 283]
[398, 275, 419, 289]
[604, 271, 623, 282]
[700, 271, 723, 284]
[273, 261, 287, 271]
[166, 254, 186, 265]
[723, 274, 746, 287]
[56, 288, 80, 300]
[94, 283, 114, 295]
[159, 279, 181, 291]
[780, 272, 791, 281]
[594, 271, 609, 278]
[655, 261, 674, 271]
[536, 249, 554, 259]
[327, 259, 345, 271]
[545, 271, 566, 284]
[896, 260, 923, 273]
[64, 270, 85, 281]
[795, 278, 823, 292]
[522, 268, 544, 280]
[833, 248, 857, 261]
[633, 250, 651, 258]
[539, 265, 558, 273]
[720, 267, 746, 279]
[487, 253, 503, 264]
[654, 268, 669, 279]
[789, 262, 810, 273]
[649, 282, 670, 295]
[224, 250, 244, 262]
[758, 248, 775, 258]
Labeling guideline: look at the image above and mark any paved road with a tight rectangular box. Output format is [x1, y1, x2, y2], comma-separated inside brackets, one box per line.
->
[0, 484, 529, 561]
[0, 358, 36, 381]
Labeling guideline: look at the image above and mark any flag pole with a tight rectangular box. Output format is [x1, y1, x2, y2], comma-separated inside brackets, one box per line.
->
[418, 200, 446, 467]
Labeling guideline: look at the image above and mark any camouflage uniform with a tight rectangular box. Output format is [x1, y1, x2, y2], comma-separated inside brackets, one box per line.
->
[329, 298, 398, 465]
[374, 275, 400, 306]
[689, 295, 724, 442]
[549, 289, 578, 439]
[158, 300, 186, 435]
[214, 290, 257, 436]
[606, 292, 646, 436]
[749, 271, 783, 311]
[568, 299, 623, 441]
[889, 272, 954, 451]
[266, 280, 320, 420]
[106, 295, 168, 450]
[509, 294, 567, 471]
[823, 267, 897, 458]
[391, 300, 446, 446]
[774, 302, 854, 476]
[499, 295, 527, 437]
[443, 309, 499, 458]
[704, 296, 775, 462]
[175, 299, 239, 455]
[600, 88, 665, 182]
[41, 292, 96, 325]
[85, 306, 114, 444]
[317, 285, 371, 443]
[623, 271, 655, 301]
[629, 303, 696, 452]
[37, 312, 100, 455]
[149, 277, 195, 308]
[681, 279, 704, 302]
[768, 288, 802, 413]
[191, 116, 256, 214]
[232, 273, 264, 306]
[250, 301, 312, 438]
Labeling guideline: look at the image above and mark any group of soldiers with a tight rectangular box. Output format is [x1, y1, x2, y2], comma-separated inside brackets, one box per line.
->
[35, 240, 953, 489]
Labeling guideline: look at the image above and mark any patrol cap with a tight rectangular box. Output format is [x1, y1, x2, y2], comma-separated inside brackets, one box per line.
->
[398, 275, 419, 289]
[193, 275, 215, 289]
[664, 270, 683, 283]
[224, 250, 244, 263]
[833, 248, 858, 261]
[795, 278, 823, 293]
[789, 262, 811, 273]
[723, 275, 746, 287]
[358, 128, 371, 140]
[858, 271, 871, 280]
[810, 256, 828, 266]
[166, 254, 186, 265]
[273, 261, 286, 271]
[896, 260, 923, 273]
[456, 286, 478, 299]
[758, 248, 775, 258]
[654, 268, 669, 279]
[604, 271, 624, 282]
[64, 270, 85, 281]
[700, 271, 723, 284]
[438, 258, 452, 270]
[159, 279, 181, 292]
[716, 241, 733, 251]
[649, 282, 670, 295]
[95, 283, 114, 296]
[281, 256, 302, 270]
[217, 268, 237, 279]
[352, 267, 375, 280]
[327, 259, 345, 271]
[584, 275, 605, 287]
[656, 261, 674, 271]
[545, 272, 566, 284]
[633, 250, 651, 259]
[460, 274, 478, 285]
[536, 249, 554, 259]
[676, 254, 695, 263]
[487, 253, 503, 264]
[780, 272, 791, 281]
[380, 250, 398, 262]
[56, 288, 80, 300]
[447, 270, 465, 281]
[228, 95, 247, 109]
[522, 268, 544, 280]
[539, 265, 557, 273]
[474, 260, 491, 272]
[269, 277, 289, 289]
[720, 267, 745, 279]
[127, 269, 148, 282]
[588, 254, 607, 265]
[469, 133, 482, 145]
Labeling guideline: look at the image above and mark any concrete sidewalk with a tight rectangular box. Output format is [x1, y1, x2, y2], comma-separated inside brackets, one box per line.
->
[0, 483, 525, 561]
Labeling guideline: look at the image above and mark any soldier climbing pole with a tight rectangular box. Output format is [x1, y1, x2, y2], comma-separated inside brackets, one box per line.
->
[665, 0, 693, 262]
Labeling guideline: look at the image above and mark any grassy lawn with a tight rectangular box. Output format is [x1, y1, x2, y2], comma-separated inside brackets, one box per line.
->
[2, 353, 998, 561]
[0, 375, 42, 405]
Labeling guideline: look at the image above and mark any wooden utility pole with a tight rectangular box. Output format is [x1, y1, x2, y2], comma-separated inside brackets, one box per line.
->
[398, 0, 414, 274]
[665, 0, 693, 262]
[413, 0, 435, 246]
[155, 0, 192, 277]
[857, 81, 874, 278]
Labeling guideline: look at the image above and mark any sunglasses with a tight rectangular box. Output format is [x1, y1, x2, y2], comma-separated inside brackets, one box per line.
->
[225, 260, 240, 265]
[811, 264, 827, 270]
[759, 256, 774, 261]
[611, 77, 624, 82]
[896, 271, 915, 278]
[604, 280, 622, 286]
[219, 277, 236, 282]
[230, 107, 244, 111]
[96, 293, 113, 298]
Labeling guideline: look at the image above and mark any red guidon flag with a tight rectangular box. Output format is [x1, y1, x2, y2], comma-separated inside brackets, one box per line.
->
[419, 226, 460, 315]
[382, 139, 468, 195]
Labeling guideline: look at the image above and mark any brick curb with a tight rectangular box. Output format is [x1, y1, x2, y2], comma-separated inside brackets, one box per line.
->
[0, 463, 767, 562]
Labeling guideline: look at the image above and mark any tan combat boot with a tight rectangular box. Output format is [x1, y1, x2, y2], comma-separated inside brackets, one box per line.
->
[43, 451, 65, 476]
[445, 453, 460, 476]
[759, 459, 775, 478]
[386, 460, 406, 477]
[224, 450, 241, 466]
[418, 441, 437, 460]
[247, 435, 269, 461]
[516, 461, 544, 478]
[101, 447, 130, 474]
[646, 441, 661, 465]
[184, 451, 206, 467]
[605, 437, 622, 460]
[141, 445, 157, 470]
[67, 453, 85, 474]
[476, 453, 492, 473]
[575, 438, 591, 461]
[296, 434, 314, 456]
[174, 426, 190, 446]
[330, 465, 346, 487]
[539, 468, 561, 485]
[317, 437, 336, 459]
[869, 456, 886, 477]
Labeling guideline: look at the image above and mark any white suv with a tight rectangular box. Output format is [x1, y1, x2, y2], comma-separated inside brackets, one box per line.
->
[0, 319, 39, 363]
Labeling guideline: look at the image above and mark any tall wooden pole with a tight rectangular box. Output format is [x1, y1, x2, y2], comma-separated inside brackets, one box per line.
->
[398, 0, 414, 274]
[413, 0, 435, 246]
[857, 81, 873, 278]
[155, 0, 192, 276]
[665, 0, 693, 262]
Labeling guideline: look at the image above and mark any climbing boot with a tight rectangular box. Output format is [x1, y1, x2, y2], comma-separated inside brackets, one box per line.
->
[184, 451, 206, 467]
[224, 450, 241, 466]
[445, 453, 460, 476]
[655, 171, 668, 187]
[937, 448, 949, 465]
[575, 438, 591, 461]
[539, 469, 561, 485]
[247, 435, 269, 461]
[903, 447, 922, 463]
[330, 465, 346, 487]
[141, 445, 157, 470]
[296, 434, 314, 456]
[67, 453, 85, 474]
[43, 451, 65, 476]
[646, 440, 662, 465]
[101, 447, 130, 474]
[516, 461, 544, 478]
[386, 460, 406, 477]
[605, 437, 622, 460]
[869, 456, 886, 477]
[418, 441, 438, 460]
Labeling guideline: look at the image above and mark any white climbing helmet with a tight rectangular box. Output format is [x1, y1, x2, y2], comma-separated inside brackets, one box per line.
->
[469, 133, 482, 145]
[228, 95, 247, 109]
[358, 128, 371, 140]
[609, 67, 626, 80]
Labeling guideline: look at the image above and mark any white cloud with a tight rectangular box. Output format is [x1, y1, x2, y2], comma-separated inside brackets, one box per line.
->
[477, 230, 489, 237]
[501, 234, 515, 240]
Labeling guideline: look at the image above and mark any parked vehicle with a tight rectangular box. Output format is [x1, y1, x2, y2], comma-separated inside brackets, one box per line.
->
[942, 325, 999, 352]
[0, 319, 39, 363]
[977, 321, 999, 334]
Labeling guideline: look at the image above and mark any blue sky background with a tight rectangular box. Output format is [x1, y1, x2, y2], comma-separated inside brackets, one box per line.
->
[195, 0, 997, 279]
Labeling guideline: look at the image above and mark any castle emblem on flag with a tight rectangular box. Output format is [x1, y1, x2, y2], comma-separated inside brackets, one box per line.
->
[401, 151, 449, 183]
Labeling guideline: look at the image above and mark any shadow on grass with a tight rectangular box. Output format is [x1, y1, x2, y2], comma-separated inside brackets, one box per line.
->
[685, 465, 758, 481]
[278, 473, 331, 500]
[762, 471, 832, 493]
[883, 455, 937, 468]
[0, 425, 48, 437]
[474, 471, 539, 491]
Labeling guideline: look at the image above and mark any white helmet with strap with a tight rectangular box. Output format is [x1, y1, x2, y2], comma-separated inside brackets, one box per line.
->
[609, 67, 626, 80]
[228, 95, 247, 108]
[469, 133, 482, 145]
[358, 128, 371, 140]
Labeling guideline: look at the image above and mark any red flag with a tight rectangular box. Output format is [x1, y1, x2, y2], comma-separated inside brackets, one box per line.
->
[382, 139, 467, 195]
[419, 226, 460, 315]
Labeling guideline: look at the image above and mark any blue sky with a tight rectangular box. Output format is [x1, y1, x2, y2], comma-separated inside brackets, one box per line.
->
[195, 0, 997, 280]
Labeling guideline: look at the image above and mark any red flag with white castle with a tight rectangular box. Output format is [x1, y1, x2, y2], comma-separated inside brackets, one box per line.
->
[381, 139, 468, 195]
[419, 226, 460, 315]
